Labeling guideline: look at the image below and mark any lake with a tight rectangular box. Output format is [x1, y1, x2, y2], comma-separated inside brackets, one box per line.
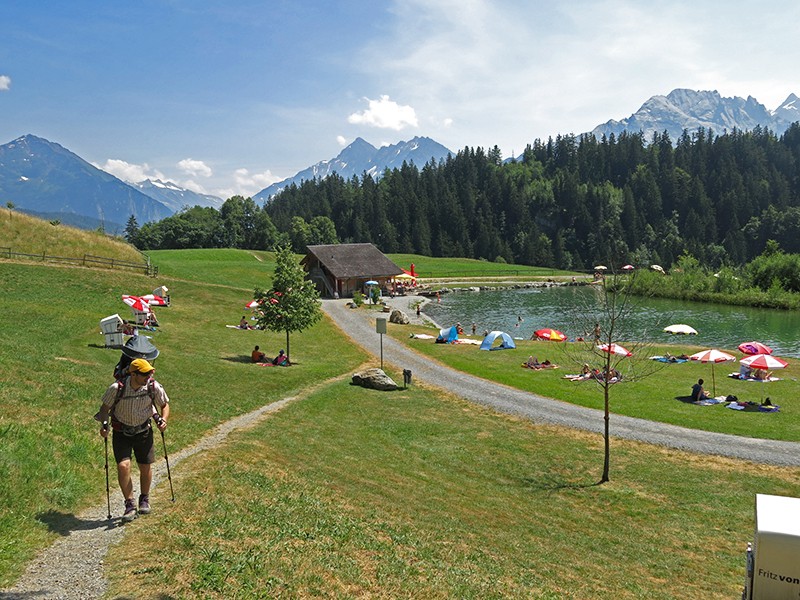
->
[422, 285, 800, 358]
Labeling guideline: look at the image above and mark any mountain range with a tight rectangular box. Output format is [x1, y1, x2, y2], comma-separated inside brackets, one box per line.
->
[0, 89, 798, 231]
[252, 136, 453, 201]
[592, 88, 799, 141]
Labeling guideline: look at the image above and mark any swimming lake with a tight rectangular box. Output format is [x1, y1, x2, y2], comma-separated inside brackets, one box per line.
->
[422, 286, 800, 359]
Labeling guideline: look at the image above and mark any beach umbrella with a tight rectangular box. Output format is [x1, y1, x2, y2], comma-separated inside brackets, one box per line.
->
[365, 280, 379, 286]
[140, 294, 168, 306]
[664, 324, 698, 335]
[689, 349, 736, 396]
[593, 265, 608, 271]
[621, 264, 635, 271]
[534, 328, 567, 342]
[395, 272, 415, 280]
[651, 264, 665, 273]
[597, 343, 632, 357]
[122, 295, 150, 313]
[740, 354, 788, 371]
[738, 341, 773, 356]
[245, 300, 260, 309]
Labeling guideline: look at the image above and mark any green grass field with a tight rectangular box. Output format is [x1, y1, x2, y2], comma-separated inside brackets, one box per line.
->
[2, 244, 799, 598]
[387, 326, 800, 442]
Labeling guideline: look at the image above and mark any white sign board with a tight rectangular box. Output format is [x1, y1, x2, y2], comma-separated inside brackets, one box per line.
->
[749, 494, 800, 599]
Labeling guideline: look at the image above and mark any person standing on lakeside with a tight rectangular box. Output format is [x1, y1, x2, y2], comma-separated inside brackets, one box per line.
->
[96, 358, 170, 522]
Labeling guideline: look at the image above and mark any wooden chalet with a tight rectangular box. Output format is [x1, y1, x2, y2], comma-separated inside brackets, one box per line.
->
[302, 243, 403, 298]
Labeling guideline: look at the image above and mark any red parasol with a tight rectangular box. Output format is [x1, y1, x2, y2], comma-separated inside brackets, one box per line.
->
[245, 300, 260, 309]
[122, 295, 151, 313]
[690, 349, 736, 396]
[740, 354, 788, 370]
[140, 294, 168, 306]
[738, 341, 773, 356]
[534, 328, 567, 342]
[597, 343, 632, 357]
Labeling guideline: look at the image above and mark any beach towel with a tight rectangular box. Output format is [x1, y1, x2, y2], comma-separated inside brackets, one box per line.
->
[649, 356, 688, 363]
[727, 373, 781, 382]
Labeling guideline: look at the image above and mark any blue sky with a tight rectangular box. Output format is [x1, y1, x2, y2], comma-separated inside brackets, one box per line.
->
[2, 1, 798, 199]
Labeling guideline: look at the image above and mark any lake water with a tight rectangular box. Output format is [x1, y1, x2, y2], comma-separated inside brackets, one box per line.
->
[422, 286, 800, 358]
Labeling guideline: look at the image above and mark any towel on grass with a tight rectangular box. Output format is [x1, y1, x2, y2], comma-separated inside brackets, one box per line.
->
[727, 373, 781, 382]
[650, 356, 688, 363]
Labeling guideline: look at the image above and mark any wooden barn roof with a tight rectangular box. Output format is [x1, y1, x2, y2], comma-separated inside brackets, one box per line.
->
[304, 243, 403, 279]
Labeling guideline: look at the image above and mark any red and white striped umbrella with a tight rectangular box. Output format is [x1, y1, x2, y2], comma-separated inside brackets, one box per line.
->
[245, 300, 260, 309]
[689, 349, 735, 364]
[597, 343, 632, 357]
[122, 295, 151, 312]
[690, 349, 735, 396]
[140, 294, 168, 306]
[740, 354, 788, 371]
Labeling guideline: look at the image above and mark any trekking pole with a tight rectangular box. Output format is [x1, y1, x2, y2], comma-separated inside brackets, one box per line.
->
[102, 421, 111, 519]
[153, 411, 175, 502]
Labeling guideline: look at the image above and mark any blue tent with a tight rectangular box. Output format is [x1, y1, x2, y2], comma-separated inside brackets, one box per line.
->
[480, 330, 516, 351]
[436, 326, 459, 344]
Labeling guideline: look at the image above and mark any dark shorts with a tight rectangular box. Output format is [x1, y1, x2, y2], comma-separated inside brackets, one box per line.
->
[112, 427, 155, 465]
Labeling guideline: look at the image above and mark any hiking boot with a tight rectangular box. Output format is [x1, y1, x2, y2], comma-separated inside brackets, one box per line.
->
[138, 494, 151, 515]
[122, 498, 138, 522]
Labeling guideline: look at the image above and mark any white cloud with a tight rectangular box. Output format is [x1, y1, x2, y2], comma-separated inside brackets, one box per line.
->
[0, 75, 10, 91]
[213, 167, 282, 199]
[179, 179, 207, 194]
[177, 158, 213, 178]
[359, 0, 800, 156]
[348, 95, 418, 130]
[95, 159, 165, 183]
[336, 135, 347, 146]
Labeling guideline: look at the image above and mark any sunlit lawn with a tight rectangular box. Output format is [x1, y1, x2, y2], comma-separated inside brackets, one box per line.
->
[387, 323, 800, 442]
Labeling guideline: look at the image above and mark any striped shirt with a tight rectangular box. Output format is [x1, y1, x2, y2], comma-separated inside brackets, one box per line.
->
[101, 377, 170, 426]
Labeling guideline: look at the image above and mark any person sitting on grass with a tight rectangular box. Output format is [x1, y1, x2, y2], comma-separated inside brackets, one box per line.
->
[752, 368, 773, 381]
[691, 378, 711, 402]
[524, 355, 541, 369]
[272, 349, 289, 366]
[251, 345, 267, 363]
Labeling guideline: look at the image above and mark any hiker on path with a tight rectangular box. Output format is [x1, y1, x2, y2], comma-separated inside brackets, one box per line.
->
[96, 358, 170, 522]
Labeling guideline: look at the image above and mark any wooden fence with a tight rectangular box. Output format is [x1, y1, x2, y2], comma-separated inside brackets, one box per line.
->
[0, 247, 157, 276]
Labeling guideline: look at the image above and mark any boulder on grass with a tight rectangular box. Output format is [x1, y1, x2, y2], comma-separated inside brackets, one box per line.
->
[351, 368, 398, 391]
[389, 309, 409, 324]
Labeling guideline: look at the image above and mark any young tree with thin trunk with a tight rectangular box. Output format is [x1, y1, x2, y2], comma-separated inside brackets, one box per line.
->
[562, 269, 664, 483]
[253, 245, 322, 362]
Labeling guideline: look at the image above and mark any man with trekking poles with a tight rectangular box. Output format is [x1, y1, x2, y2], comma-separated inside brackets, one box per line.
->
[96, 358, 171, 522]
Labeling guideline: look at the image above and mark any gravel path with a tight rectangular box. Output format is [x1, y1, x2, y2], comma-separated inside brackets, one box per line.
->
[0, 397, 299, 600]
[328, 296, 800, 467]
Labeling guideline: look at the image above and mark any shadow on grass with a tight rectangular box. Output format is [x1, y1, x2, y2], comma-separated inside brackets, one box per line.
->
[675, 395, 695, 403]
[520, 474, 605, 490]
[87, 343, 118, 350]
[221, 355, 298, 366]
[36, 509, 115, 536]
[221, 355, 254, 364]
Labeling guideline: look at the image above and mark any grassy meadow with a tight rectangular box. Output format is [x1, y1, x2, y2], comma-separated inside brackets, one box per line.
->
[387, 253, 576, 280]
[2, 240, 800, 598]
[387, 325, 800, 442]
[0, 208, 144, 264]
